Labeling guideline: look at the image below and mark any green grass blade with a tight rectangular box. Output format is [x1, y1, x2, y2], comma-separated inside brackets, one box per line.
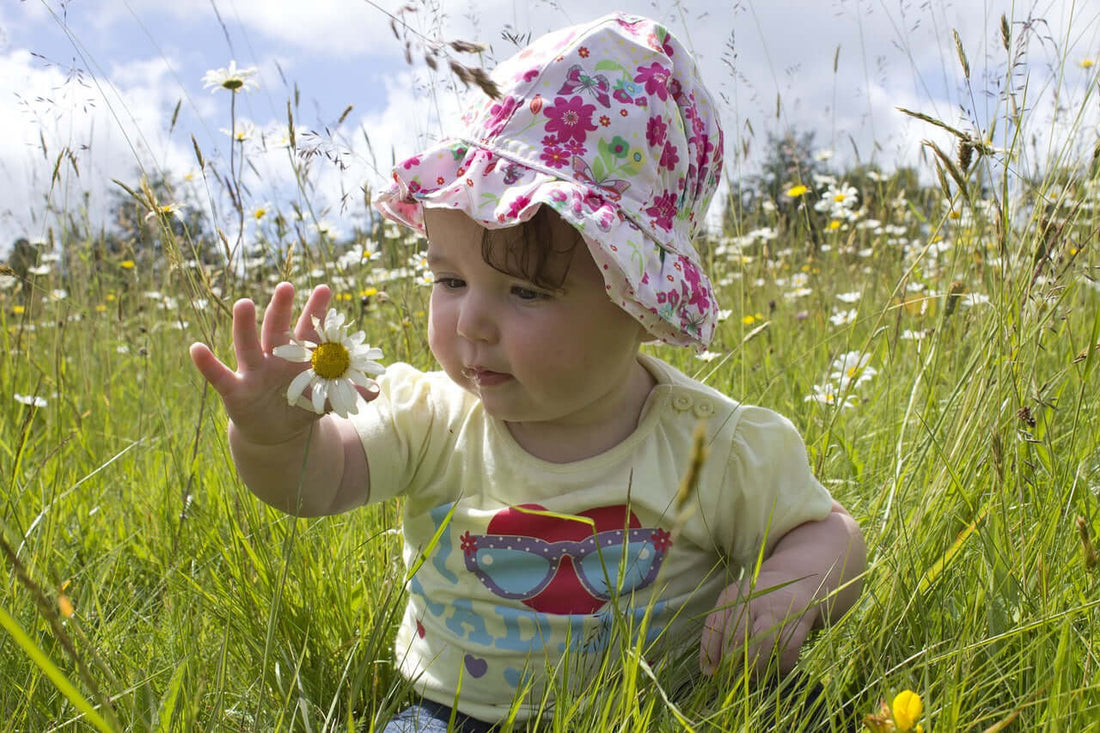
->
[0, 603, 116, 733]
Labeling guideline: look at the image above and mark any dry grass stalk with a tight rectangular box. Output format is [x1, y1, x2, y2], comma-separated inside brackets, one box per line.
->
[388, 4, 501, 99]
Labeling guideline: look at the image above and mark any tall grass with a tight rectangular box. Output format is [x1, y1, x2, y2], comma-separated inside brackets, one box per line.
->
[2, 2, 1100, 730]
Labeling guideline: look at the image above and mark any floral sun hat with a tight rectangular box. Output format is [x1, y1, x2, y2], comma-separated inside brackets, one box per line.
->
[375, 12, 724, 349]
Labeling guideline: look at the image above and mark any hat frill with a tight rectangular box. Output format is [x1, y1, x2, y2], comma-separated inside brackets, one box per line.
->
[376, 138, 717, 349]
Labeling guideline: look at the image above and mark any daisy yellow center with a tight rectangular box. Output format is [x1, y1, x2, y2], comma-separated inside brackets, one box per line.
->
[222, 78, 244, 90]
[311, 342, 350, 380]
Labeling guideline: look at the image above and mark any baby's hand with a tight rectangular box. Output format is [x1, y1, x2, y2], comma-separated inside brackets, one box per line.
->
[699, 570, 819, 676]
[189, 282, 372, 445]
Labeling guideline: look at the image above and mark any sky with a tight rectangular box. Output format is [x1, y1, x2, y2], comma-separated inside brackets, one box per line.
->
[2, 0, 1098, 253]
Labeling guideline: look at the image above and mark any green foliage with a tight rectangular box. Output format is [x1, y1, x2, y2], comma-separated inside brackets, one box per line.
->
[4, 5, 1100, 731]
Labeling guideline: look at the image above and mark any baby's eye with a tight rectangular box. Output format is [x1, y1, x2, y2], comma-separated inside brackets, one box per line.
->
[433, 277, 465, 289]
[511, 285, 545, 301]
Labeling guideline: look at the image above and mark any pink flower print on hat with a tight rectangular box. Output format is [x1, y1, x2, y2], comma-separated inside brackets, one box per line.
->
[543, 95, 599, 145]
[634, 62, 671, 101]
[485, 96, 522, 139]
[375, 12, 725, 349]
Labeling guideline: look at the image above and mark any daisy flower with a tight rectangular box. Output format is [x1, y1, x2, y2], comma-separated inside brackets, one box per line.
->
[221, 120, 256, 142]
[202, 61, 259, 93]
[829, 308, 858, 326]
[14, 393, 47, 408]
[144, 202, 183, 222]
[829, 350, 877, 389]
[803, 383, 855, 410]
[272, 309, 385, 418]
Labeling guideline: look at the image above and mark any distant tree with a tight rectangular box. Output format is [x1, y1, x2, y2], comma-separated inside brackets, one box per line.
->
[4, 237, 51, 304]
[108, 174, 220, 272]
[7, 237, 37, 283]
[750, 130, 826, 204]
[742, 129, 831, 248]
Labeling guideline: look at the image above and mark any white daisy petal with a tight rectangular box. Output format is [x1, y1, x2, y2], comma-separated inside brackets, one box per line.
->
[271, 307, 386, 416]
[286, 369, 315, 405]
[311, 380, 329, 414]
[360, 361, 386, 378]
[329, 379, 357, 417]
[323, 310, 345, 340]
[273, 343, 312, 362]
[346, 369, 375, 389]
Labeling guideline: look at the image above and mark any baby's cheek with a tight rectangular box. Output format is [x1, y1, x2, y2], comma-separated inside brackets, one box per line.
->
[427, 312, 454, 364]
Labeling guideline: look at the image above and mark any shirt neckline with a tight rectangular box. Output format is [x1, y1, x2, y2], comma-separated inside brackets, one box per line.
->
[485, 353, 675, 471]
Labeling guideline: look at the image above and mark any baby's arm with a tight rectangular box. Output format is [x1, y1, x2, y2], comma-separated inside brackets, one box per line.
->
[700, 500, 866, 675]
[189, 282, 372, 517]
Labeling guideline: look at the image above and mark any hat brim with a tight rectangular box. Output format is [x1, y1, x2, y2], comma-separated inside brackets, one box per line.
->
[375, 139, 717, 350]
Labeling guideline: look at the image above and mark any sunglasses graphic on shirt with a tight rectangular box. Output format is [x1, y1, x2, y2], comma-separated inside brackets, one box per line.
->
[461, 527, 670, 601]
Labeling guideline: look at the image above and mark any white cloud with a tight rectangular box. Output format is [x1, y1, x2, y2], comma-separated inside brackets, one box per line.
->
[4, 0, 1099, 255]
[0, 49, 191, 247]
[99, 0, 407, 59]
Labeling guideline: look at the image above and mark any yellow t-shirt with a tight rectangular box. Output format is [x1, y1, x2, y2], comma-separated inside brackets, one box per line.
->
[352, 354, 832, 722]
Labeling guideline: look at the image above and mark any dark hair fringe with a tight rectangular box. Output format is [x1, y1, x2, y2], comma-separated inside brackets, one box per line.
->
[480, 205, 581, 290]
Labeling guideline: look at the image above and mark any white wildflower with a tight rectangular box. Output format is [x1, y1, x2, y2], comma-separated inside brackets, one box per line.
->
[202, 60, 259, 93]
[272, 309, 386, 418]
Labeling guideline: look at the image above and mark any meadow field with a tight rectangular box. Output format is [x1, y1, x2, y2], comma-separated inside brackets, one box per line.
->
[3, 3, 1100, 731]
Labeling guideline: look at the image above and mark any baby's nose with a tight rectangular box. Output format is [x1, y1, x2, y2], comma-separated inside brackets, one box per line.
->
[456, 291, 499, 343]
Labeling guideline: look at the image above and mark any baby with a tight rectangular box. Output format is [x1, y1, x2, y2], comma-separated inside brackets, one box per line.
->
[190, 12, 865, 731]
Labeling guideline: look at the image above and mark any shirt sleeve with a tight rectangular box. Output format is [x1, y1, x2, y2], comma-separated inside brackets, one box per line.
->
[717, 405, 834, 567]
[347, 362, 454, 504]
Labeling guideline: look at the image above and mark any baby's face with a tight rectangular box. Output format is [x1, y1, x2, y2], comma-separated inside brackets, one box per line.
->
[423, 207, 645, 429]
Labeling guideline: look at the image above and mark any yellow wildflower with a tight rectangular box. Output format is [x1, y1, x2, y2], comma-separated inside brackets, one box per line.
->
[58, 580, 74, 619]
[786, 184, 809, 198]
[863, 690, 924, 733]
[892, 690, 923, 732]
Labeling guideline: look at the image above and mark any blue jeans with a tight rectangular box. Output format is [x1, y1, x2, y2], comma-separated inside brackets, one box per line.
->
[381, 700, 497, 732]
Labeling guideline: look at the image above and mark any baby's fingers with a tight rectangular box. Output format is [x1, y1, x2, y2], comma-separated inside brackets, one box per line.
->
[701, 593, 750, 674]
[758, 613, 812, 674]
[189, 341, 238, 396]
[699, 609, 725, 674]
[293, 284, 332, 340]
[260, 282, 297, 353]
[231, 297, 264, 372]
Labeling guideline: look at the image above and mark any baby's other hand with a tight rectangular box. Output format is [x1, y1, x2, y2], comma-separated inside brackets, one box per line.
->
[189, 282, 375, 445]
[699, 570, 818, 677]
